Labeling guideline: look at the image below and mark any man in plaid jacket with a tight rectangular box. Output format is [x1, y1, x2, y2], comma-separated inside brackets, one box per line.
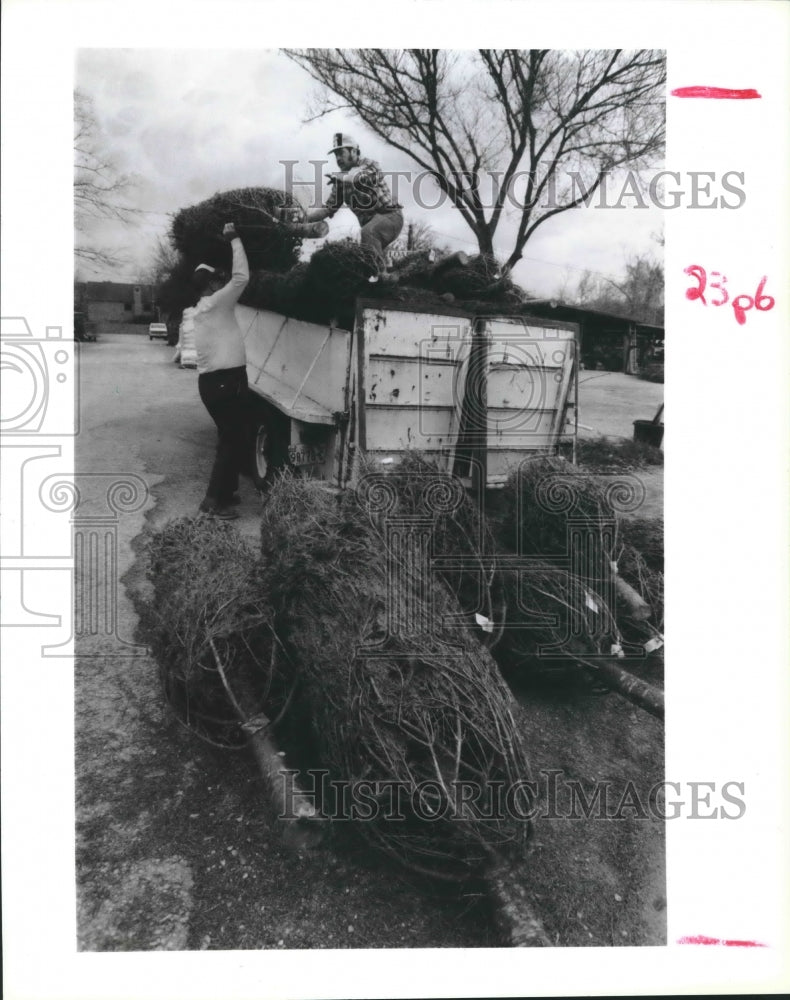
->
[305, 133, 404, 268]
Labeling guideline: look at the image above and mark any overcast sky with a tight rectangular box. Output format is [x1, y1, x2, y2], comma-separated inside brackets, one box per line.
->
[76, 48, 663, 297]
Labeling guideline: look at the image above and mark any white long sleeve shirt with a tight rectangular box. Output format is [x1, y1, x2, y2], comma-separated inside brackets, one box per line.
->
[193, 238, 250, 374]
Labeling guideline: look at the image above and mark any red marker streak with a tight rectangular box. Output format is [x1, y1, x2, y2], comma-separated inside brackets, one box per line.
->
[671, 86, 761, 99]
[677, 935, 766, 947]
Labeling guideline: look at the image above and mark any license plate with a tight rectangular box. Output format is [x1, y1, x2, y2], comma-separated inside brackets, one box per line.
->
[288, 444, 326, 467]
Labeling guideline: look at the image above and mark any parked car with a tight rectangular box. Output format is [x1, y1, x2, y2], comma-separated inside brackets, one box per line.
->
[148, 322, 168, 341]
[74, 311, 96, 343]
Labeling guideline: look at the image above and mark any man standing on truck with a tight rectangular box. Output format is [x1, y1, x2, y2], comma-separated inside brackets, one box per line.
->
[304, 134, 404, 269]
[192, 222, 250, 519]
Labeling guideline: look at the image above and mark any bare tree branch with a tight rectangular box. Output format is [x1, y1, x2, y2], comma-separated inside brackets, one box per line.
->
[569, 252, 664, 325]
[284, 49, 665, 268]
[74, 89, 141, 270]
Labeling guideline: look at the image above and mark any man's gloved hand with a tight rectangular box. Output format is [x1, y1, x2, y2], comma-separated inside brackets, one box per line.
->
[222, 222, 239, 241]
[277, 205, 303, 224]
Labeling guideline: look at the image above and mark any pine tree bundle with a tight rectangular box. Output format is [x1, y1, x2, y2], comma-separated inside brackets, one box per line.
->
[433, 254, 514, 300]
[257, 474, 534, 880]
[240, 264, 313, 317]
[170, 187, 303, 273]
[146, 517, 285, 749]
[390, 249, 436, 287]
[239, 243, 379, 325]
[305, 240, 380, 307]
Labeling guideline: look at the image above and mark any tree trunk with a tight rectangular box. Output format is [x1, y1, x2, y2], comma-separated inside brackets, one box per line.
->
[581, 658, 664, 720]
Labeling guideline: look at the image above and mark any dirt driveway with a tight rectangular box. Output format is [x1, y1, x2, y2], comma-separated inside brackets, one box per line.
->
[577, 371, 664, 440]
[75, 331, 665, 951]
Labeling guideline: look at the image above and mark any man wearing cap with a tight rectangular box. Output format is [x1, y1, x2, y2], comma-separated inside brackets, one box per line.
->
[192, 222, 250, 519]
[305, 134, 404, 267]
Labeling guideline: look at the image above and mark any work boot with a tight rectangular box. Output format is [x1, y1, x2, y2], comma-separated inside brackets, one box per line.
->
[199, 499, 239, 520]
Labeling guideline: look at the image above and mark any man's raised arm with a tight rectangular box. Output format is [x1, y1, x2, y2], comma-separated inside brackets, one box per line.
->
[212, 223, 249, 306]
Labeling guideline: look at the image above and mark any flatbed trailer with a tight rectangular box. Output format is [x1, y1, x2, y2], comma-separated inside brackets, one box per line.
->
[233, 299, 579, 490]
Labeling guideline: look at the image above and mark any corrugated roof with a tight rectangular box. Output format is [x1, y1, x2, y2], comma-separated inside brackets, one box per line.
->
[523, 300, 664, 332]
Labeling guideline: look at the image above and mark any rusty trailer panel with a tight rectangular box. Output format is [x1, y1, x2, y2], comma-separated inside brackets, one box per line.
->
[356, 305, 578, 485]
[364, 405, 461, 453]
[356, 306, 472, 474]
[365, 355, 460, 409]
[361, 306, 472, 358]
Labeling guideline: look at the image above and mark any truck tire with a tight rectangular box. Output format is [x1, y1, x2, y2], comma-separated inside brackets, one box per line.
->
[251, 418, 272, 491]
[247, 396, 291, 492]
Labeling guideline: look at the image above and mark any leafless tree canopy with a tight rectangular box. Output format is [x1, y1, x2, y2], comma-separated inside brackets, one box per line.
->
[141, 234, 180, 287]
[284, 49, 666, 269]
[573, 252, 664, 326]
[74, 89, 138, 270]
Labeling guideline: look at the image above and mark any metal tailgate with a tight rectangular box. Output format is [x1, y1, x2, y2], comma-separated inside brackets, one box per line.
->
[357, 305, 577, 485]
[237, 305, 351, 425]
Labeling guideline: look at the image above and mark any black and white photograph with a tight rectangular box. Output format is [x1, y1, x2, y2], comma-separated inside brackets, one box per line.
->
[73, 44, 668, 954]
[2, 2, 789, 998]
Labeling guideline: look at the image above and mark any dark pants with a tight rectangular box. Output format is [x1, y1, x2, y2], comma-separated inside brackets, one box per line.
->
[360, 210, 404, 267]
[198, 366, 248, 505]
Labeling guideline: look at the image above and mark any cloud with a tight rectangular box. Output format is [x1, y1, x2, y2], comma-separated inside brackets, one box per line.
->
[75, 47, 662, 292]
[181, 88, 223, 107]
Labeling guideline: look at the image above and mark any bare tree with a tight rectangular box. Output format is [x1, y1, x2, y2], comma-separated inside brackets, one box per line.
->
[284, 49, 665, 269]
[140, 233, 180, 287]
[388, 218, 451, 257]
[570, 252, 664, 325]
[406, 220, 443, 253]
[74, 89, 139, 270]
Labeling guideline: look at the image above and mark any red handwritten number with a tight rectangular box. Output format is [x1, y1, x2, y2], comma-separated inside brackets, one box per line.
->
[709, 272, 729, 306]
[732, 278, 775, 326]
[684, 265, 707, 304]
[685, 269, 774, 326]
[754, 276, 774, 312]
[732, 294, 752, 325]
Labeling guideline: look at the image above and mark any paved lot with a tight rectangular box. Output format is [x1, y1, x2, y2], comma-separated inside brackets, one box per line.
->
[75, 332, 495, 950]
[74, 330, 665, 951]
[576, 371, 664, 440]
